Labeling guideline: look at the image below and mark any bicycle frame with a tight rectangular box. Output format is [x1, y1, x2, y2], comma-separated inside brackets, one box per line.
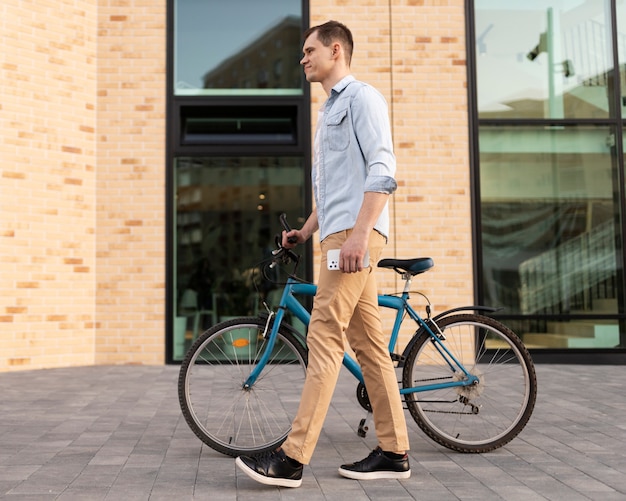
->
[244, 276, 480, 393]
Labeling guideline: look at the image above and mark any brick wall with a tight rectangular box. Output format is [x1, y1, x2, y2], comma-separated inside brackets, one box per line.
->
[1, 0, 98, 371]
[0, 0, 470, 371]
[95, 0, 166, 365]
[0, 0, 166, 371]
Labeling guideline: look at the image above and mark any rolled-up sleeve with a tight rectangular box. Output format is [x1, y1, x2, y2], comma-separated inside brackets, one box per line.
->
[364, 175, 397, 195]
[351, 86, 398, 195]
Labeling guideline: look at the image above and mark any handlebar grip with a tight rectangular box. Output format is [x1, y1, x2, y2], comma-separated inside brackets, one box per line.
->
[280, 213, 298, 244]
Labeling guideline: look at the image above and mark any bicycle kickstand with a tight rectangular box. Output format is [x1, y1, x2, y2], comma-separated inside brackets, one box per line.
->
[357, 411, 372, 438]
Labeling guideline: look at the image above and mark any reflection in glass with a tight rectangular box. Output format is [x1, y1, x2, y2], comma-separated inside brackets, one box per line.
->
[174, 0, 302, 96]
[475, 0, 613, 119]
[479, 126, 624, 348]
[172, 157, 306, 360]
[615, 2, 626, 115]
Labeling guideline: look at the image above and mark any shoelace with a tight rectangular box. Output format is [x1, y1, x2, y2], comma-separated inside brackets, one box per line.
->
[249, 449, 283, 462]
[352, 447, 383, 466]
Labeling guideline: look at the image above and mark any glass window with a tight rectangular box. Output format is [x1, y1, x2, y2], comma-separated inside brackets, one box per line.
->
[174, 0, 303, 96]
[172, 156, 306, 360]
[475, 0, 613, 119]
[479, 125, 624, 348]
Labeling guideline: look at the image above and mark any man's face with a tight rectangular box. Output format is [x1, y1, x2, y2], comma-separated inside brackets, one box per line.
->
[300, 31, 334, 83]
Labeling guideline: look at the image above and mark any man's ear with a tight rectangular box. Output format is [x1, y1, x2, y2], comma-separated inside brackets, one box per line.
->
[331, 42, 341, 58]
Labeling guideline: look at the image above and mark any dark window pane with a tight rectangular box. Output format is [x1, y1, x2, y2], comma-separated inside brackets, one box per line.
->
[172, 156, 306, 360]
[479, 125, 624, 348]
[180, 105, 298, 145]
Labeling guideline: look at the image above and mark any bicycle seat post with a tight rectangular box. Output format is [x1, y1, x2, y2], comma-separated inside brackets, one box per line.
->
[402, 272, 412, 295]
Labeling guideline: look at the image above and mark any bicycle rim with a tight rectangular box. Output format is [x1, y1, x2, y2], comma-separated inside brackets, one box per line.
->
[178, 318, 307, 457]
[402, 314, 536, 453]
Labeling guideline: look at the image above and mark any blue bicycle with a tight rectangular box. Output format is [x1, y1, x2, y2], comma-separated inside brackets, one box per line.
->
[179, 218, 537, 457]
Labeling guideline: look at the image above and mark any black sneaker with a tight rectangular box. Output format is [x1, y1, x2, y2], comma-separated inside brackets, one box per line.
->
[338, 447, 411, 480]
[236, 449, 303, 488]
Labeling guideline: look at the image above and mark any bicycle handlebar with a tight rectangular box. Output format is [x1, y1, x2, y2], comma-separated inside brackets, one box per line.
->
[269, 214, 300, 269]
[280, 212, 298, 244]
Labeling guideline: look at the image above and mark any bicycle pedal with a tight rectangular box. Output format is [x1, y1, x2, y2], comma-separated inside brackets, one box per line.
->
[390, 353, 405, 363]
[357, 418, 369, 438]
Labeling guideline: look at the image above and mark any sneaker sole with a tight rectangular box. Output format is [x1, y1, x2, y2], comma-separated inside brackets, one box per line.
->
[338, 467, 411, 480]
[235, 457, 303, 488]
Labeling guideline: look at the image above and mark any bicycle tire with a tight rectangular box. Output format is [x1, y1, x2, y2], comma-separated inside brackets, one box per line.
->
[178, 317, 308, 457]
[402, 313, 536, 453]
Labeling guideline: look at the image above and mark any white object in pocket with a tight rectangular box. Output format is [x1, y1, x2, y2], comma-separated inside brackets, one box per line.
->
[326, 249, 370, 270]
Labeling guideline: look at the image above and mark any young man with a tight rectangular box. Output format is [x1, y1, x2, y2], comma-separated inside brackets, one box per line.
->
[235, 20, 410, 488]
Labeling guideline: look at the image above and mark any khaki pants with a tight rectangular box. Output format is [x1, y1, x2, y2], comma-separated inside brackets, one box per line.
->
[281, 230, 410, 464]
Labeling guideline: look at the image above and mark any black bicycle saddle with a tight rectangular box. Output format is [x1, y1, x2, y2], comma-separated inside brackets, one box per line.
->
[377, 257, 434, 275]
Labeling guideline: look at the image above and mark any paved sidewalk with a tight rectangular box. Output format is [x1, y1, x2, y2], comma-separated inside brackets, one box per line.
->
[1, 364, 625, 500]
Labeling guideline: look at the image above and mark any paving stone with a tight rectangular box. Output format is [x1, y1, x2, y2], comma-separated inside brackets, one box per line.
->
[0, 365, 625, 500]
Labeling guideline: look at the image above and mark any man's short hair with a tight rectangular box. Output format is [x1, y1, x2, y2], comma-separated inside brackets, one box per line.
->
[304, 20, 354, 66]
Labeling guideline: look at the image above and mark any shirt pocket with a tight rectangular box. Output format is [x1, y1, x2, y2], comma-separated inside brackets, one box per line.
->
[326, 108, 350, 151]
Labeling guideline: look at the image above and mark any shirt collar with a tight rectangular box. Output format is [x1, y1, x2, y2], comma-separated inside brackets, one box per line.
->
[330, 75, 355, 96]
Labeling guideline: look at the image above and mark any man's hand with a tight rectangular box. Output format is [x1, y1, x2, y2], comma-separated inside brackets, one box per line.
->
[339, 234, 369, 273]
[282, 210, 319, 249]
[339, 192, 389, 272]
[282, 229, 305, 249]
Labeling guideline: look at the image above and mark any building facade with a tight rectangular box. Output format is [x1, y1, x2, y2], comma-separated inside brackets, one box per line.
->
[1, 0, 624, 372]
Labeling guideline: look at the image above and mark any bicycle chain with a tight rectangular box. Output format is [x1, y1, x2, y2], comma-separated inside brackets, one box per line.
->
[406, 378, 481, 415]
[424, 408, 478, 415]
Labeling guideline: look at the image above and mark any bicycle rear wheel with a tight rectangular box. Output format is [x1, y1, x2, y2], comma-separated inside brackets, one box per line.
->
[178, 317, 307, 457]
[402, 313, 536, 453]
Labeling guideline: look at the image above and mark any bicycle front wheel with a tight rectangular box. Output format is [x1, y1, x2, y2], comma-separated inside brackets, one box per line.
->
[178, 317, 307, 457]
[402, 313, 536, 453]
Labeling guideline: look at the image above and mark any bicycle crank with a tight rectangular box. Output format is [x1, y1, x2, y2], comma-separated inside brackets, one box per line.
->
[356, 382, 372, 412]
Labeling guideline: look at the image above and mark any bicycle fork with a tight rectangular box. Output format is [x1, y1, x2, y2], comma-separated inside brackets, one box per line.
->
[242, 309, 279, 389]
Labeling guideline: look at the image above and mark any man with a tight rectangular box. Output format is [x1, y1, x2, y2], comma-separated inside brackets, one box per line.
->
[235, 20, 410, 488]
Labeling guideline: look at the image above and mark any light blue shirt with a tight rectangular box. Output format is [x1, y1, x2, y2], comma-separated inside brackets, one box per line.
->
[313, 75, 398, 242]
